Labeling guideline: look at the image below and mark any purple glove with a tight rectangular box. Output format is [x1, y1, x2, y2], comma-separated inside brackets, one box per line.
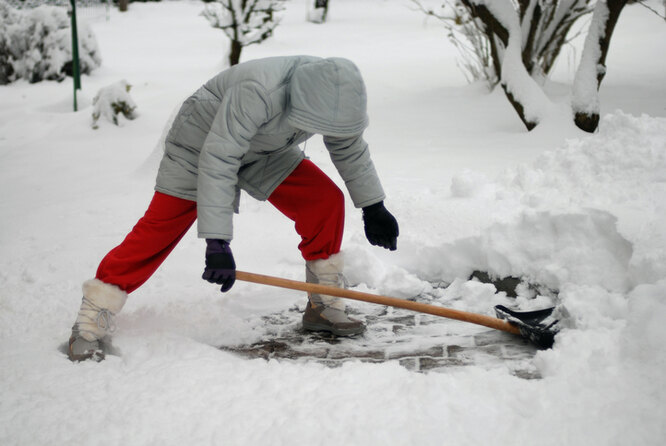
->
[362, 201, 399, 251]
[202, 239, 236, 292]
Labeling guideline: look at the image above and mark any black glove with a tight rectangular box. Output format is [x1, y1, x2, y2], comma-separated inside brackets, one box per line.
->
[202, 239, 236, 292]
[362, 201, 399, 251]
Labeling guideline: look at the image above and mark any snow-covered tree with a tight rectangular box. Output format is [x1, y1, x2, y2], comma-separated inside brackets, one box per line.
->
[0, 0, 101, 84]
[202, 0, 286, 66]
[414, 0, 633, 133]
[413, 0, 594, 130]
[467, 0, 593, 130]
[413, 1, 592, 86]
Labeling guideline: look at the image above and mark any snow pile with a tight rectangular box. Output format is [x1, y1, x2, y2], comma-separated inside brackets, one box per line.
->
[623, 281, 666, 366]
[497, 112, 666, 286]
[405, 112, 664, 283]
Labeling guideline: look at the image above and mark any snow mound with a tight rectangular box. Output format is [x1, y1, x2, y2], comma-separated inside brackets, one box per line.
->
[497, 111, 666, 286]
[480, 209, 633, 292]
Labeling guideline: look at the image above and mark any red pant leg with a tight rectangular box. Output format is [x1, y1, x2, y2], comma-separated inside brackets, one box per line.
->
[96, 192, 197, 293]
[268, 159, 345, 261]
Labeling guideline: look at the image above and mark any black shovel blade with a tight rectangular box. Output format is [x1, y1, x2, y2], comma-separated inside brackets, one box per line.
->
[494, 305, 559, 349]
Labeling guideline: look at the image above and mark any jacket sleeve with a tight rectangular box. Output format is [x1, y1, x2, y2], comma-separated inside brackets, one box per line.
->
[197, 81, 271, 240]
[323, 134, 386, 208]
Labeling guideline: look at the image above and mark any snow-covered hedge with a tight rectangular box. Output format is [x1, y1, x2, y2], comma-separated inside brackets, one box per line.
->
[0, 0, 101, 84]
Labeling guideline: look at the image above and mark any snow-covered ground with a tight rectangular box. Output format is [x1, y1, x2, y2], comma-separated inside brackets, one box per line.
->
[1, 1, 665, 444]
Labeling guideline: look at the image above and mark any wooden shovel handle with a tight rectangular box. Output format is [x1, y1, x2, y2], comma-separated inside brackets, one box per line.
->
[235, 270, 521, 335]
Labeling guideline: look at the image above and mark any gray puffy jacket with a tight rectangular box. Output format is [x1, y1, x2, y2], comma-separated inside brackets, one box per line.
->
[155, 55, 385, 240]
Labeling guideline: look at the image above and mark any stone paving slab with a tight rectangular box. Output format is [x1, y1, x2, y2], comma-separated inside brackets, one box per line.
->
[220, 302, 542, 379]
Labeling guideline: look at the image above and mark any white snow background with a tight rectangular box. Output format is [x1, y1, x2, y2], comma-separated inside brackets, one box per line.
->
[1, 0, 665, 444]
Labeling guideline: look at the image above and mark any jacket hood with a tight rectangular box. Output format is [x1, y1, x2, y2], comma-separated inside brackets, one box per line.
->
[287, 58, 369, 137]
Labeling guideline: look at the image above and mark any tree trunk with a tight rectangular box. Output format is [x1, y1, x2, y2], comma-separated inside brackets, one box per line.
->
[229, 40, 242, 66]
[460, 0, 541, 131]
[521, 1, 541, 75]
[573, 0, 628, 132]
[118, 0, 128, 13]
[308, 0, 329, 24]
[502, 86, 538, 131]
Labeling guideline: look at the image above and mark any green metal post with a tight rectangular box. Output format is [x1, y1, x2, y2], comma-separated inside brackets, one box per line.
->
[70, 0, 81, 111]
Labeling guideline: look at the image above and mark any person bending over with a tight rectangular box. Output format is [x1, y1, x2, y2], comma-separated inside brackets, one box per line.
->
[68, 56, 399, 361]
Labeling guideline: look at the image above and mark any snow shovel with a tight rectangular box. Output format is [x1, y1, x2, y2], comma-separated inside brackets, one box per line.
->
[235, 271, 558, 349]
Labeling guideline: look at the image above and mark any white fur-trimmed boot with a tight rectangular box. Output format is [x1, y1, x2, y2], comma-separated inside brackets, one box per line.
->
[68, 279, 127, 362]
[302, 253, 365, 336]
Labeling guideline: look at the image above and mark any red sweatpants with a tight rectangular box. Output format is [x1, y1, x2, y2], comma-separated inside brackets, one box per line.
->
[96, 159, 344, 293]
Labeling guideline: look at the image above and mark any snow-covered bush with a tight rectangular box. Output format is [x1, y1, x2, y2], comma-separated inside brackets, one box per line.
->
[0, 1, 20, 83]
[91, 80, 137, 129]
[0, 0, 101, 84]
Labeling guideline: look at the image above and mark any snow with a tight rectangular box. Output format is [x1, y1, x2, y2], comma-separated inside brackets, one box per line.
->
[1, 0, 665, 444]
